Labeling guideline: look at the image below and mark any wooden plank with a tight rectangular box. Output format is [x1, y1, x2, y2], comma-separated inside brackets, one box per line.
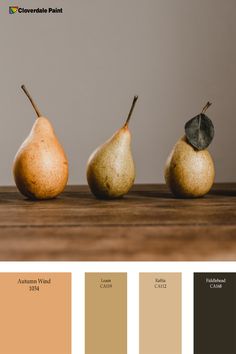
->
[0, 226, 235, 261]
[0, 184, 235, 260]
[0, 185, 235, 227]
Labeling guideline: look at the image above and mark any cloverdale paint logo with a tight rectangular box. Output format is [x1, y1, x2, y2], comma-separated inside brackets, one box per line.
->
[9, 6, 18, 14]
[8, 5, 63, 14]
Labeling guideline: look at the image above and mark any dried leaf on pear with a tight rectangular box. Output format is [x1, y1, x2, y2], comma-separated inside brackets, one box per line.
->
[185, 101, 214, 150]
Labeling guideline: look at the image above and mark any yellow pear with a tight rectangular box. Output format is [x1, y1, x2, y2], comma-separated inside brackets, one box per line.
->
[165, 136, 215, 198]
[87, 96, 138, 199]
[164, 102, 215, 198]
[13, 85, 68, 200]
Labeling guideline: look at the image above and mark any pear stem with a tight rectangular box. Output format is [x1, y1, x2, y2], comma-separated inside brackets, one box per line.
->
[124, 95, 138, 127]
[21, 85, 42, 118]
[202, 101, 212, 114]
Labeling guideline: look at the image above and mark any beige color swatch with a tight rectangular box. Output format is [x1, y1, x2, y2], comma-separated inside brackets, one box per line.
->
[0, 273, 71, 354]
[140, 273, 181, 354]
[85, 273, 127, 354]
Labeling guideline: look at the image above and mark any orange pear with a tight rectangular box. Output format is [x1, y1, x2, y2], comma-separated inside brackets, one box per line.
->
[13, 85, 68, 200]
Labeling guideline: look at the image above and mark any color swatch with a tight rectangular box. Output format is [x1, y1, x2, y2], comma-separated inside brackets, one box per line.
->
[194, 272, 236, 354]
[139, 272, 182, 354]
[0, 273, 71, 354]
[85, 272, 127, 354]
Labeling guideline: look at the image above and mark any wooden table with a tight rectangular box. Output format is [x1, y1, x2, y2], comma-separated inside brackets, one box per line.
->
[0, 184, 235, 261]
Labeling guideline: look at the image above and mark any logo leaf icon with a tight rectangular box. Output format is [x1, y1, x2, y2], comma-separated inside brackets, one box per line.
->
[9, 7, 18, 14]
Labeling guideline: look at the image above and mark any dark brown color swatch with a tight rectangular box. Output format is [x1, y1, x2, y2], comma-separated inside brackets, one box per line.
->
[194, 273, 236, 354]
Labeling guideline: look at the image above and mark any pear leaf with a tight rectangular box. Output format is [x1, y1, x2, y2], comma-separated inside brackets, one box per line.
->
[185, 103, 214, 150]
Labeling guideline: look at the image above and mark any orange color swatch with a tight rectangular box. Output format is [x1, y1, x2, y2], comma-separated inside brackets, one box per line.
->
[0, 273, 71, 354]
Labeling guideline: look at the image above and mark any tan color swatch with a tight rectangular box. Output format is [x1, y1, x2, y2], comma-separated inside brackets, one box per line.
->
[140, 273, 181, 354]
[0, 273, 71, 354]
[85, 273, 127, 354]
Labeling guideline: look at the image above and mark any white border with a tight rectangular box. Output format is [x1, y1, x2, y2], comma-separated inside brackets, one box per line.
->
[0, 261, 235, 354]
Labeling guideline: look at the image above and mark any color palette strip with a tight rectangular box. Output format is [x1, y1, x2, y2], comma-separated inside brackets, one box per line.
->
[139, 273, 182, 354]
[85, 272, 127, 354]
[194, 272, 236, 354]
[5, 270, 236, 354]
[0, 273, 71, 354]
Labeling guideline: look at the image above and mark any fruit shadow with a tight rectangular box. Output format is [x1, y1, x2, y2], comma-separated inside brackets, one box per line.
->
[209, 189, 236, 197]
[132, 190, 174, 199]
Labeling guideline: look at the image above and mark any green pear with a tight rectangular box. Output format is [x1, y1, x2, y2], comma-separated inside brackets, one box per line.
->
[13, 85, 68, 200]
[87, 96, 138, 199]
[164, 102, 215, 198]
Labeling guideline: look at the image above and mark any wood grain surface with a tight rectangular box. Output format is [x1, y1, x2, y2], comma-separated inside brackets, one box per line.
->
[0, 184, 235, 261]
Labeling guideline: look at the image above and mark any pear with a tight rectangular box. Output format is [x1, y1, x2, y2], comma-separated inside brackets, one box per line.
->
[13, 85, 68, 200]
[87, 96, 138, 199]
[164, 102, 215, 198]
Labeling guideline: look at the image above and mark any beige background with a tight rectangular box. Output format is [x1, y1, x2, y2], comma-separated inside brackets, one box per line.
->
[1, 0, 236, 185]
